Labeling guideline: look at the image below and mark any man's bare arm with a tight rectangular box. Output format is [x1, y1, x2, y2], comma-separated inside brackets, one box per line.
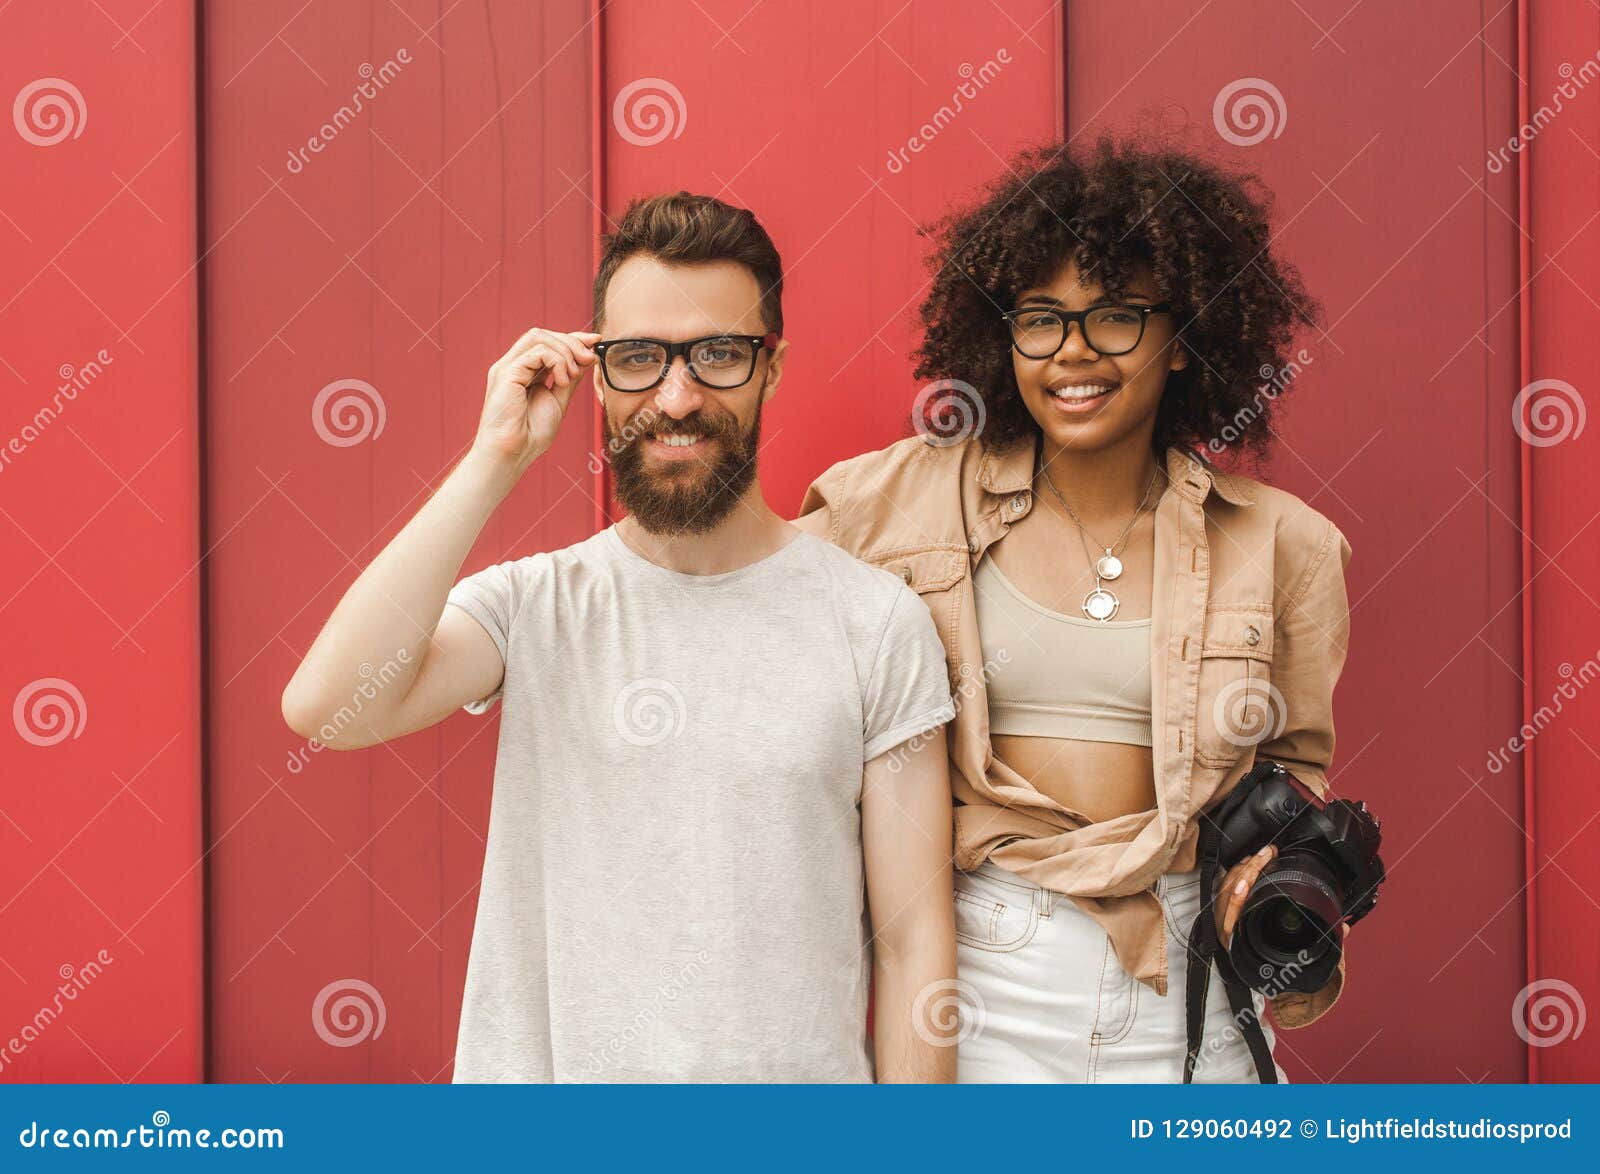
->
[862, 726, 958, 1083]
[280, 327, 600, 748]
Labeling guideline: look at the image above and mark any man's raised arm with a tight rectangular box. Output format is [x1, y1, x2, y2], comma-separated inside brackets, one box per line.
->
[280, 327, 600, 748]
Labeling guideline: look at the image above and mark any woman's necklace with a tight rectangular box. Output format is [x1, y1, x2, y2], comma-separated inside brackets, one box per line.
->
[1035, 454, 1164, 621]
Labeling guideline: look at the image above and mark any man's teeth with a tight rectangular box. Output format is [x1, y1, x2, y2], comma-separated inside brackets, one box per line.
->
[1050, 385, 1116, 401]
[657, 433, 703, 447]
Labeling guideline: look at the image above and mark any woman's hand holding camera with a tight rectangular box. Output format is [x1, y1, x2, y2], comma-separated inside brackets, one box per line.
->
[1216, 844, 1276, 949]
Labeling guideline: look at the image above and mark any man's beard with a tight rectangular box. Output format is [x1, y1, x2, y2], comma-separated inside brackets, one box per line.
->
[605, 396, 762, 536]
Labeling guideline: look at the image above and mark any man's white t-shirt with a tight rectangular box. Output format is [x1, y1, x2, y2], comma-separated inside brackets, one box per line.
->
[444, 525, 955, 1082]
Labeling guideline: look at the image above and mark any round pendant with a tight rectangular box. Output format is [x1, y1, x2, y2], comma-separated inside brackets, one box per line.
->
[1096, 552, 1123, 581]
[1083, 587, 1120, 621]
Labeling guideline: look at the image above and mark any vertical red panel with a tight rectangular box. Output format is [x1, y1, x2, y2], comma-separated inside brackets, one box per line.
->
[0, 3, 203, 1080]
[201, 1, 595, 1081]
[1064, 0, 1527, 1081]
[1525, 0, 1600, 1084]
[601, 0, 1063, 519]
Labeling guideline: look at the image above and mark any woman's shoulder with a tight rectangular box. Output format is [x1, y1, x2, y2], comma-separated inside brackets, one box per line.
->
[794, 433, 989, 555]
[1196, 452, 1352, 587]
[806, 431, 976, 494]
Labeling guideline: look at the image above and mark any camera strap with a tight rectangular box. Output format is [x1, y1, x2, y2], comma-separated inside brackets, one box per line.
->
[1182, 815, 1278, 1084]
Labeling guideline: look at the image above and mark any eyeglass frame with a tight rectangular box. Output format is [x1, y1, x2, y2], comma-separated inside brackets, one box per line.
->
[1000, 303, 1174, 359]
[592, 332, 781, 393]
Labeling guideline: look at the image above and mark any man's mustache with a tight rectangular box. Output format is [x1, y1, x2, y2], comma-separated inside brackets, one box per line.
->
[614, 408, 736, 448]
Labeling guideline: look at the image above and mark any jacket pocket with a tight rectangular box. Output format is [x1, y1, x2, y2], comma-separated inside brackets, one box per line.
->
[875, 546, 967, 594]
[872, 545, 967, 672]
[1194, 604, 1278, 768]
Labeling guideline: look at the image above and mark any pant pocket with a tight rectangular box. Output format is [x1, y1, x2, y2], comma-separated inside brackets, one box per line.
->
[953, 868, 1040, 953]
[1085, 940, 1140, 1082]
[1158, 872, 1204, 943]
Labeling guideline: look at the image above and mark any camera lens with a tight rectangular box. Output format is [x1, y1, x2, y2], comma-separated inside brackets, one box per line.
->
[1253, 895, 1322, 953]
[1230, 849, 1344, 993]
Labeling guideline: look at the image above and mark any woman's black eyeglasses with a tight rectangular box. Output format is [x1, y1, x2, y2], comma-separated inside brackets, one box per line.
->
[593, 332, 780, 393]
[1001, 303, 1173, 359]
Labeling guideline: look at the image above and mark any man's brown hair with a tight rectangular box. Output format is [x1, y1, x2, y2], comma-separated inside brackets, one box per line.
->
[592, 192, 784, 335]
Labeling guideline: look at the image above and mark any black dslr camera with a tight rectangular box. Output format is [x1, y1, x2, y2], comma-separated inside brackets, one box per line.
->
[1209, 759, 1385, 994]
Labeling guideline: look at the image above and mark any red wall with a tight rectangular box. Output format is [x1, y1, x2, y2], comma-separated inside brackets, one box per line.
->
[1064, 0, 1530, 1085]
[601, 0, 1065, 521]
[0, 2, 204, 1080]
[198, 0, 597, 1082]
[1526, 0, 1600, 1084]
[2, 0, 1595, 1084]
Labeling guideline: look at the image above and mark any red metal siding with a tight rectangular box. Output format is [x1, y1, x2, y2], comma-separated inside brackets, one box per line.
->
[1525, 0, 1600, 1084]
[604, 0, 1551, 1083]
[0, 3, 204, 1080]
[601, 0, 1065, 520]
[1063, 0, 1528, 1082]
[199, 0, 596, 1082]
[3, 0, 1594, 1084]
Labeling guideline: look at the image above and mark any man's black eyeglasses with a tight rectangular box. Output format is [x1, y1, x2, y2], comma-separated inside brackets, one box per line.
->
[1001, 303, 1173, 359]
[593, 333, 781, 393]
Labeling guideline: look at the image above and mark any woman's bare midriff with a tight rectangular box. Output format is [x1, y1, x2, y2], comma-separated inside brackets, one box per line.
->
[992, 733, 1157, 823]
[985, 481, 1163, 824]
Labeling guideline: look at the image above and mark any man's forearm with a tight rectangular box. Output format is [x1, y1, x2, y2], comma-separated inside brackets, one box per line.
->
[281, 448, 518, 732]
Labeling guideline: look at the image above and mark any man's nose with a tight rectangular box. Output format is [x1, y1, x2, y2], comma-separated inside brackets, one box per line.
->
[654, 358, 705, 419]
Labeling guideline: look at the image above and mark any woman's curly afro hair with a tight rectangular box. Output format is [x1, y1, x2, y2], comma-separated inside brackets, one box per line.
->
[913, 133, 1320, 458]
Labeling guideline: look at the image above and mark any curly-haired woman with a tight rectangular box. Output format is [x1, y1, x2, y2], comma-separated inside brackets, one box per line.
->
[796, 135, 1354, 1083]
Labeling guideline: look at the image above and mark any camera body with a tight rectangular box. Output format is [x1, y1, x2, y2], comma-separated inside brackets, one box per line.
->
[1209, 759, 1385, 994]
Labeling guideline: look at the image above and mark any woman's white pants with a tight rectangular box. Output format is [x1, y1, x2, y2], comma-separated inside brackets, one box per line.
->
[954, 861, 1287, 1083]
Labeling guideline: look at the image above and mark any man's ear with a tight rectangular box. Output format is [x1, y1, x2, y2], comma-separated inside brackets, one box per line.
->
[593, 366, 606, 404]
[760, 338, 789, 404]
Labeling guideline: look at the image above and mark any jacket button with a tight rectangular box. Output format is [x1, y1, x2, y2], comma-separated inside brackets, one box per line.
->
[1244, 625, 1261, 646]
[968, 535, 979, 553]
[1011, 495, 1027, 513]
[900, 566, 913, 584]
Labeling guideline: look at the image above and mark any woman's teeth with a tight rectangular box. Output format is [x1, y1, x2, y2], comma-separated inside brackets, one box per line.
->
[1050, 385, 1116, 402]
